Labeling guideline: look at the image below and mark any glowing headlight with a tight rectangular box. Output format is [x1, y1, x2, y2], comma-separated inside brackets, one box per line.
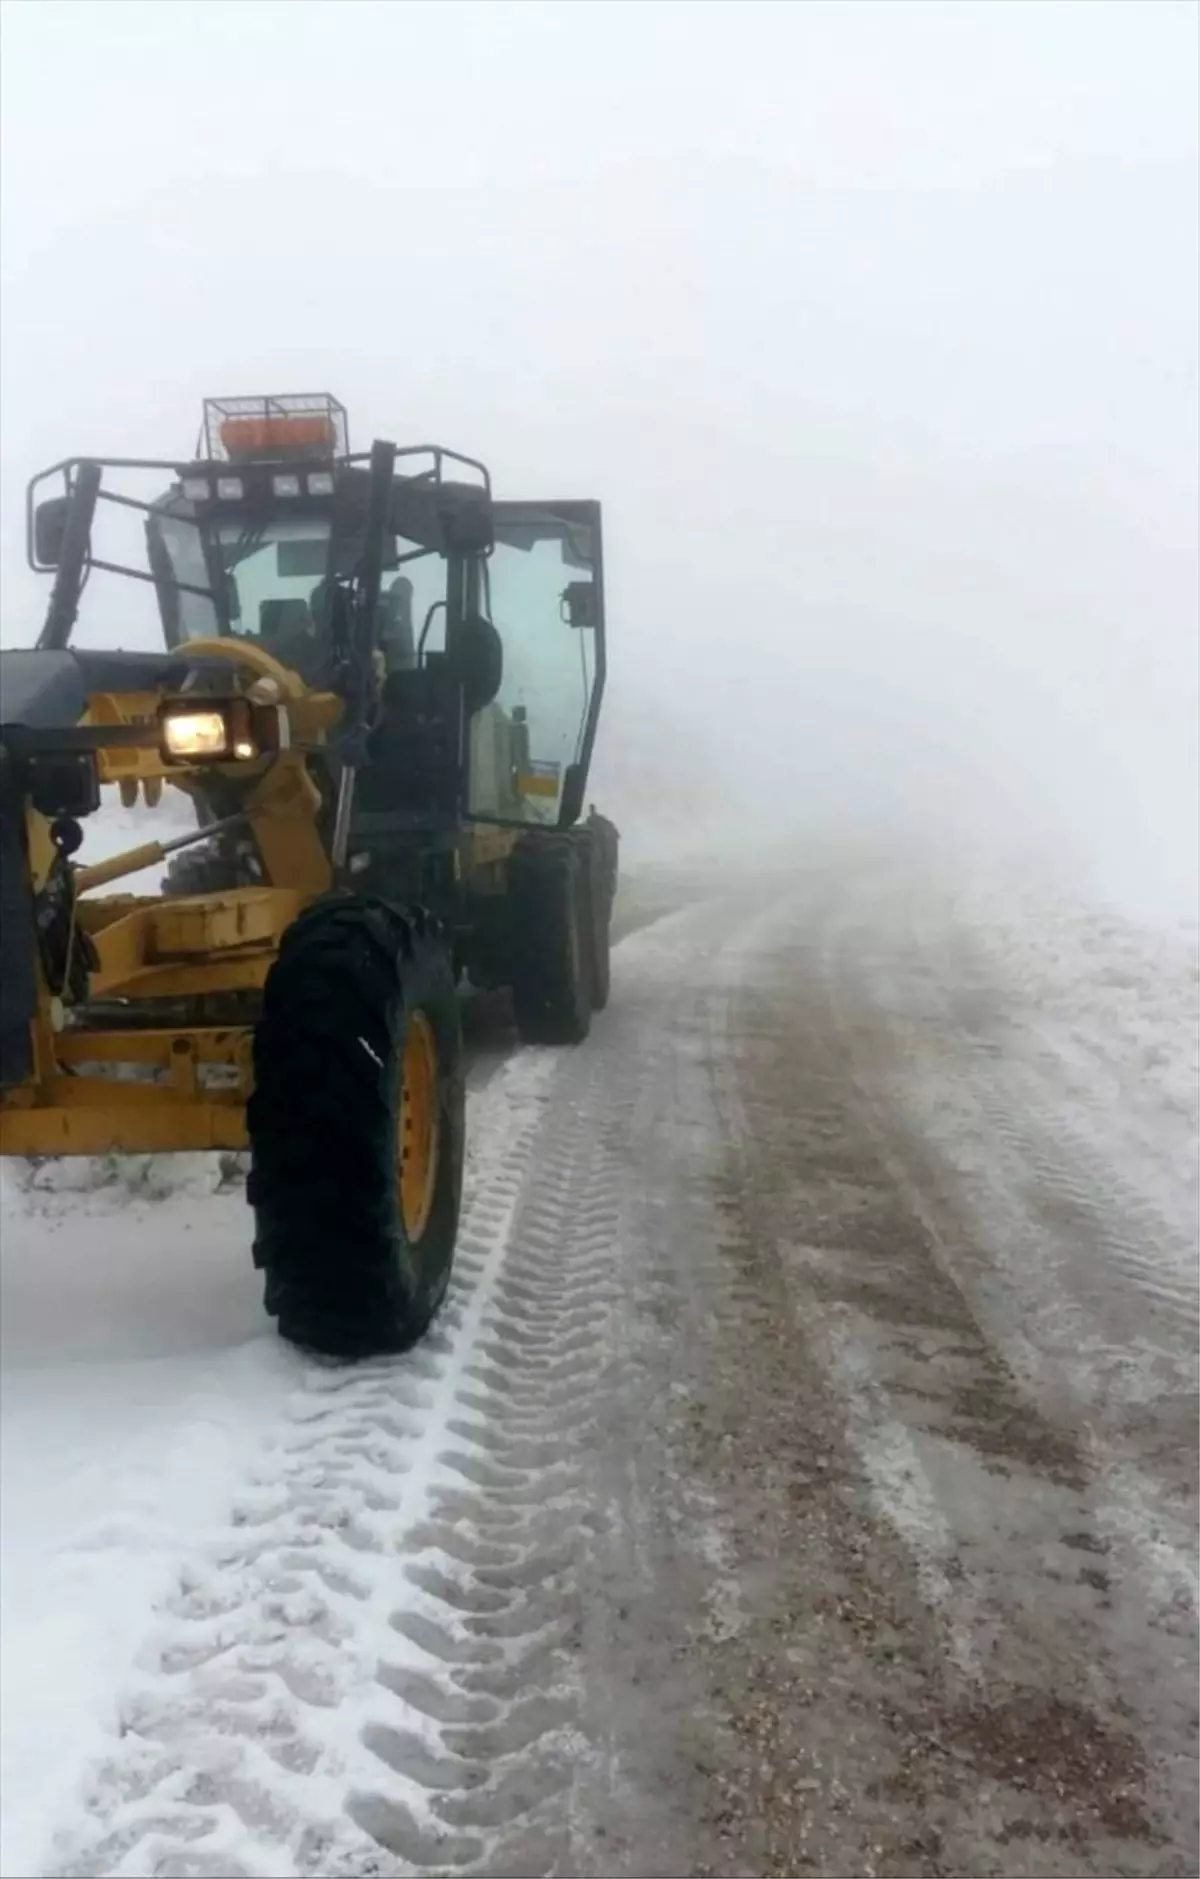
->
[307, 471, 334, 497]
[159, 697, 260, 764]
[272, 473, 302, 498]
[161, 710, 230, 759]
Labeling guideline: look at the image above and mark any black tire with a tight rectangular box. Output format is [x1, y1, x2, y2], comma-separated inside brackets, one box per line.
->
[509, 837, 592, 1045]
[588, 810, 620, 900]
[583, 866, 611, 1012]
[582, 814, 619, 1011]
[246, 894, 464, 1358]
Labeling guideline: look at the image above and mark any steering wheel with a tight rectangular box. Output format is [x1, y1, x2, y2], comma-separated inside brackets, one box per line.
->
[176, 636, 311, 700]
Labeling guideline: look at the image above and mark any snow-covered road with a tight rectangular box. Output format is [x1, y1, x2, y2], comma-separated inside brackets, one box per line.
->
[2, 861, 1196, 1877]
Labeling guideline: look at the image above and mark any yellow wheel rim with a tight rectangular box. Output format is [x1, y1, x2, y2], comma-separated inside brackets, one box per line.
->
[398, 1012, 439, 1242]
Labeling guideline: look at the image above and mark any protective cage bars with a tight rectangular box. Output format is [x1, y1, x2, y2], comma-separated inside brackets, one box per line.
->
[200, 393, 350, 463]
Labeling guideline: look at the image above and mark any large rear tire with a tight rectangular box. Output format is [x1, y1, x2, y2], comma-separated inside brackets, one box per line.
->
[509, 837, 592, 1046]
[247, 894, 464, 1358]
[582, 814, 619, 1012]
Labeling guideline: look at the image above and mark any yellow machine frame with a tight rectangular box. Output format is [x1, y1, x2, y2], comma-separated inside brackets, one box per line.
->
[1, 643, 343, 1157]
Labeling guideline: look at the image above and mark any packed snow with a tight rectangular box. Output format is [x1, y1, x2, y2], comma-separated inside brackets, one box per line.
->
[2, 865, 1196, 1875]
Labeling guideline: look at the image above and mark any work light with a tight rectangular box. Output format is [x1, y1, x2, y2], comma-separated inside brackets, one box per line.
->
[159, 698, 258, 764]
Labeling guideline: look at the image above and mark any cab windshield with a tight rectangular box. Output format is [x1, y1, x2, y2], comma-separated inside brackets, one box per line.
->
[152, 506, 448, 684]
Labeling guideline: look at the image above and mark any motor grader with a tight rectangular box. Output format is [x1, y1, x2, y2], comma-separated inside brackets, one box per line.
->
[0, 395, 618, 1357]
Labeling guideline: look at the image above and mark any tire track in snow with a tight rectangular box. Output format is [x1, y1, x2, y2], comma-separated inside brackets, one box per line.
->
[349, 1070, 629, 1878]
[47, 1042, 633, 1879]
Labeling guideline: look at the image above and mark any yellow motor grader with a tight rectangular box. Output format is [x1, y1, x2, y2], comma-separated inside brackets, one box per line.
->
[0, 395, 617, 1356]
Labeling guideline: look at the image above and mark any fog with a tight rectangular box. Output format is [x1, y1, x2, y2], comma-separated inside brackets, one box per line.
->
[2, 0, 1196, 918]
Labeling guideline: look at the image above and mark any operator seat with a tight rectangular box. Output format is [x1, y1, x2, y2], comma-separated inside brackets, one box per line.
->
[259, 598, 323, 684]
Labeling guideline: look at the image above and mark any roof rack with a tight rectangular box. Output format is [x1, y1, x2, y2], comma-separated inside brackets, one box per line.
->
[200, 393, 349, 463]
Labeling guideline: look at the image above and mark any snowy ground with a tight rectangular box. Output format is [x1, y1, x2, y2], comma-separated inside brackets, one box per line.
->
[1, 854, 1196, 1877]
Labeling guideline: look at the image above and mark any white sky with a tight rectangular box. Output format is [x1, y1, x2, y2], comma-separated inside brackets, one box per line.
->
[1, 0, 1197, 914]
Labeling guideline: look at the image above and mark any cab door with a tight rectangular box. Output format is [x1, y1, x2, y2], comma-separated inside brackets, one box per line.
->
[466, 500, 605, 828]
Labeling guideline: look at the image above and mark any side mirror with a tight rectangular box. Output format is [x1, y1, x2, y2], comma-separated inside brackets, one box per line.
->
[441, 492, 494, 557]
[559, 761, 586, 827]
[460, 612, 503, 715]
[561, 580, 596, 630]
[34, 496, 70, 568]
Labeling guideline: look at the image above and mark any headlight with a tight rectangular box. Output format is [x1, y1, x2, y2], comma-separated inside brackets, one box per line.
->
[159, 699, 258, 763]
[162, 710, 229, 758]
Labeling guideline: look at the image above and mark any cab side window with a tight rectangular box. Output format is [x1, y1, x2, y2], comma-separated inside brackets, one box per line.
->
[468, 511, 601, 825]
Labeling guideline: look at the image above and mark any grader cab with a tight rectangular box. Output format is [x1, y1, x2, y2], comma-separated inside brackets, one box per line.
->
[0, 395, 618, 1357]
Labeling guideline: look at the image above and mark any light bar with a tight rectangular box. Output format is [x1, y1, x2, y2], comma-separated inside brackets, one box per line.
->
[181, 469, 328, 504]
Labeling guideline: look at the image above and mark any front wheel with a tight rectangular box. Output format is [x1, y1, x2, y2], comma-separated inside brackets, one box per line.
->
[247, 894, 464, 1358]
